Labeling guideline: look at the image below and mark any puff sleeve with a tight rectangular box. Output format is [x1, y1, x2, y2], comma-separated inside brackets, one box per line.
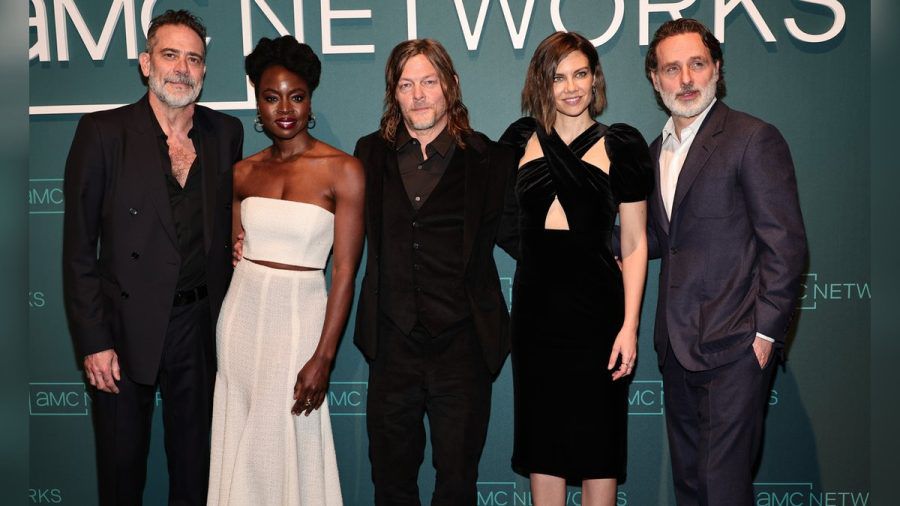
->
[606, 123, 654, 204]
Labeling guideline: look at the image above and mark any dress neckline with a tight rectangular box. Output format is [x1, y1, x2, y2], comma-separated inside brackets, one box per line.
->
[243, 195, 335, 216]
[519, 122, 608, 176]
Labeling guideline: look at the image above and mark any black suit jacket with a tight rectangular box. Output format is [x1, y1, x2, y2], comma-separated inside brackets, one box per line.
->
[62, 94, 244, 385]
[353, 130, 518, 374]
[647, 101, 807, 371]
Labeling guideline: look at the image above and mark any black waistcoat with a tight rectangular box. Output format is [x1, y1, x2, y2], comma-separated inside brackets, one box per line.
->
[380, 149, 469, 336]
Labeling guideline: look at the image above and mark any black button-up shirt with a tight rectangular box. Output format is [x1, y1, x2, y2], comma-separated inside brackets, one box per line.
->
[395, 127, 456, 211]
[149, 111, 206, 292]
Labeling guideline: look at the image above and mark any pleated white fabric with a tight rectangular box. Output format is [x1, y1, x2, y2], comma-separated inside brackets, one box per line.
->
[208, 258, 343, 505]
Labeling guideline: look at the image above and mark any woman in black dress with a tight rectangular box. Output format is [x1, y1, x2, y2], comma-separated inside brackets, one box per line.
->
[500, 32, 652, 505]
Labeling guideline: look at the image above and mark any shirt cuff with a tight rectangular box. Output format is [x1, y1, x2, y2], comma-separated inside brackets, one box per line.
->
[756, 332, 775, 343]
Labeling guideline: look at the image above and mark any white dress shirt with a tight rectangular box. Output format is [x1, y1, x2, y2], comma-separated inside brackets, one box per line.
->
[658, 98, 716, 220]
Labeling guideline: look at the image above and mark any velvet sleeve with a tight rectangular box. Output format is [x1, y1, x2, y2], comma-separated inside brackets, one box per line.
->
[606, 123, 654, 204]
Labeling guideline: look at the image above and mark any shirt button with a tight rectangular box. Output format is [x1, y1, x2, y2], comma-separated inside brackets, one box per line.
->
[412, 221, 418, 228]
[414, 196, 421, 202]
[128, 208, 138, 215]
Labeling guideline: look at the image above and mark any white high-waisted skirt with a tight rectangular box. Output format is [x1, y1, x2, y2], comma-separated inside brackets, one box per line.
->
[208, 259, 342, 506]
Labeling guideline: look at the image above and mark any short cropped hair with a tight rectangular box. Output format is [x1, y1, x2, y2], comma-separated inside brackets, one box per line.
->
[245, 36, 322, 93]
[145, 10, 207, 57]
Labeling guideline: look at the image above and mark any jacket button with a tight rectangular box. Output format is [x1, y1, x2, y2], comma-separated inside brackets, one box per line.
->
[413, 243, 420, 250]
[670, 247, 678, 255]
[128, 208, 138, 215]
[120, 291, 129, 299]
[131, 251, 140, 260]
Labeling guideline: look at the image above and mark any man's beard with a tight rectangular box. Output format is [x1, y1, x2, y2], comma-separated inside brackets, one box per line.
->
[661, 74, 717, 119]
[147, 64, 202, 108]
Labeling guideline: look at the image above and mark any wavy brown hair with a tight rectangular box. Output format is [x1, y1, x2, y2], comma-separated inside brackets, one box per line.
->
[645, 18, 726, 114]
[522, 31, 606, 132]
[379, 39, 473, 147]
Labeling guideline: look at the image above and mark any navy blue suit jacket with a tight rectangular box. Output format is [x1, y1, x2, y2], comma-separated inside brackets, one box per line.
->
[647, 101, 807, 371]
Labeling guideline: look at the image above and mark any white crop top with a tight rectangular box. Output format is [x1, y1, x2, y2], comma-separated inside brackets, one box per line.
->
[241, 196, 334, 269]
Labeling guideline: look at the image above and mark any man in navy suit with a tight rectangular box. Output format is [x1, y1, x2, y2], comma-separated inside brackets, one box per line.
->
[643, 19, 807, 505]
[63, 10, 243, 504]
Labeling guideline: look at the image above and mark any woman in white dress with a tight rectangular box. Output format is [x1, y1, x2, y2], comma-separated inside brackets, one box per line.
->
[208, 36, 364, 506]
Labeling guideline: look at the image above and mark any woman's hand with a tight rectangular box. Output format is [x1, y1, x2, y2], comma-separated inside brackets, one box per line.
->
[608, 327, 637, 381]
[232, 231, 245, 267]
[292, 354, 333, 416]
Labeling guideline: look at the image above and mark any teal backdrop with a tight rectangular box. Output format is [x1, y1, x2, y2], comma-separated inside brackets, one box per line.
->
[28, 1, 871, 504]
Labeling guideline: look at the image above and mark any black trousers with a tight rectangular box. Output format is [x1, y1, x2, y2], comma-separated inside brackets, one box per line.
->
[662, 341, 776, 506]
[91, 298, 215, 506]
[367, 316, 492, 506]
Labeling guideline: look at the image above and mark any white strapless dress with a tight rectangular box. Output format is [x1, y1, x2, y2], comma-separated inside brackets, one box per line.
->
[208, 197, 342, 506]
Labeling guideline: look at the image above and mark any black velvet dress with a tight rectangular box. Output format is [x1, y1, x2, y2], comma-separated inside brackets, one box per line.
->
[499, 118, 653, 482]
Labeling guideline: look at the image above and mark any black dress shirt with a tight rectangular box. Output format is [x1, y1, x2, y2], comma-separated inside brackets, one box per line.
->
[150, 111, 206, 292]
[395, 127, 456, 210]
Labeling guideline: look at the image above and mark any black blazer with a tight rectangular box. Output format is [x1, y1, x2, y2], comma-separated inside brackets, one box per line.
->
[62, 94, 244, 385]
[353, 130, 518, 374]
[647, 101, 807, 371]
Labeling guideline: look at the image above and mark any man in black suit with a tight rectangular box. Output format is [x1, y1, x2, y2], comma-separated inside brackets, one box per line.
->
[643, 19, 807, 505]
[62, 10, 243, 505]
[353, 39, 517, 505]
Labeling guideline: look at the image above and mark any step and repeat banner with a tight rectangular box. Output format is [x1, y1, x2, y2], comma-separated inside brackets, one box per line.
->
[28, 1, 869, 504]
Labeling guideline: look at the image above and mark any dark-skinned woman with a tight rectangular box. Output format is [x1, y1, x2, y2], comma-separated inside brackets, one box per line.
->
[208, 36, 363, 506]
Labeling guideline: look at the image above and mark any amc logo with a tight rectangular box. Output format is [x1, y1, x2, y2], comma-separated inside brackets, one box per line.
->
[328, 381, 367, 416]
[753, 482, 870, 506]
[798, 273, 871, 310]
[29, 179, 64, 215]
[628, 380, 663, 416]
[476, 482, 518, 506]
[29, 382, 89, 416]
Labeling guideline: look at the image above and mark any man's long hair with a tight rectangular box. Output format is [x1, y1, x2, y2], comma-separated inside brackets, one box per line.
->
[379, 39, 473, 147]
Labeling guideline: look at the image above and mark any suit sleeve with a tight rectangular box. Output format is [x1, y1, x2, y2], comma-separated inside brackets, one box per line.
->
[495, 144, 520, 260]
[230, 116, 244, 164]
[62, 114, 114, 358]
[740, 123, 808, 343]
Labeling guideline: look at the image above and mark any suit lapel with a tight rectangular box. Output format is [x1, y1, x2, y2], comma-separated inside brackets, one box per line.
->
[462, 135, 489, 269]
[193, 109, 219, 254]
[130, 96, 178, 248]
[366, 139, 389, 257]
[670, 101, 726, 219]
[649, 138, 669, 235]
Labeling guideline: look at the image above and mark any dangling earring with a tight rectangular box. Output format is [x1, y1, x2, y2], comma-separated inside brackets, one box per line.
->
[253, 113, 264, 133]
[307, 112, 316, 130]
